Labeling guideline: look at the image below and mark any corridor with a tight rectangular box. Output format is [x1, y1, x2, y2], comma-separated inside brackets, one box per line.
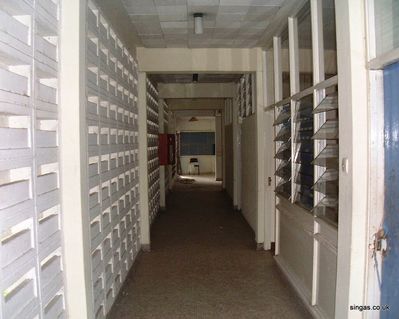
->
[108, 177, 310, 319]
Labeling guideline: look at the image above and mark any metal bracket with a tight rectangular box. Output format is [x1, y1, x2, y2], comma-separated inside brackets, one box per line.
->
[371, 228, 388, 256]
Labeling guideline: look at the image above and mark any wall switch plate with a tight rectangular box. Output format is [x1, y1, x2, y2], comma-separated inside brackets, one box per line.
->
[341, 157, 349, 173]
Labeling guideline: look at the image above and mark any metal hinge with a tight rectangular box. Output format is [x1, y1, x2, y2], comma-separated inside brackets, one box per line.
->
[371, 228, 388, 256]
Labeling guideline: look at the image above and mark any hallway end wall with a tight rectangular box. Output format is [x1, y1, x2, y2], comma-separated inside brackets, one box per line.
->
[176, 117, 216, 175]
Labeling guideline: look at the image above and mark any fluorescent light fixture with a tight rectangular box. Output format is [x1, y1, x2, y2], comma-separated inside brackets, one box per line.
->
[194, 13, 203, 34]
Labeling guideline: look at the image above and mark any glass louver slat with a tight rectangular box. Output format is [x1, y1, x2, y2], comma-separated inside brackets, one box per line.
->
[275, 180, 291, 199]
[274, 104, 291, 125]
[312, 120, 339, 140]
[274, 124, 291, 142]
[313, 92, 338, 114]
[312, 144, 339, 167]
[275, 142, 291, 160]
[313, 169, 338, 196]
[295, 150, 314, 164]
[295, 100, 313, 122]
[313, 196, 338, 226]
[293, 97, 314, 211]
[275, 162, 291, 179]
[295, 186, 314, 211]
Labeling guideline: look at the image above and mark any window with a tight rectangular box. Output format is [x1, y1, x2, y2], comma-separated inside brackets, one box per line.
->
[237, 74, 256, 118]
[293, 95, 314, 210]
[270, 0, 339, 225]
[274, 103, 291, 199]
[313, 85, 339, 224]
[297, 1, 313, 91]
[323, 0, 337, 78]
[281, 28, 291, 99]
[373, 0, 399, 57]
[180, 132, 215, 156]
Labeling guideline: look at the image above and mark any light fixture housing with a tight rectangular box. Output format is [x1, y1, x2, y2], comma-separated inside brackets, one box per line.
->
[194, 13, 203, 34]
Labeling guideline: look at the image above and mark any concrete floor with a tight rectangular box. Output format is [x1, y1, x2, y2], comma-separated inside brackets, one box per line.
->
[108, 175, 310, 319]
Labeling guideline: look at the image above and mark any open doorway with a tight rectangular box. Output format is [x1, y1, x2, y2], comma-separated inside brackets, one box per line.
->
[175, 115, 220, 187]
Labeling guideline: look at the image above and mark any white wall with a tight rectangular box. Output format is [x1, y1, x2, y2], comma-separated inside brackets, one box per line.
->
[241, 115, 258, 234]
[176, 117, 215, 131]
[0, 1, 67, 318]
[274, 199, 314, 305]
[224, 123, 234, 199]
[176, 117, 216, 175]
[60, 2, 142, 318]
[137, 48, 261, 73]
[215, 114, 223, 180]
[159, 83, 235, 98]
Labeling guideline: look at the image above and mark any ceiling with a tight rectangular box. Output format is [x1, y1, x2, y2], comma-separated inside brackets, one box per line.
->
[149, 73, 242, 83]
[121, 0, 286, 48]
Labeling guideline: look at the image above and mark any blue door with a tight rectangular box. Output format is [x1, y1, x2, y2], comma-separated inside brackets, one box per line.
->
[382, 61, 399, 318]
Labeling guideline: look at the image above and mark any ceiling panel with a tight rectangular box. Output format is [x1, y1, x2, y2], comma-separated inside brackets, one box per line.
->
[121, 0, 286, 48]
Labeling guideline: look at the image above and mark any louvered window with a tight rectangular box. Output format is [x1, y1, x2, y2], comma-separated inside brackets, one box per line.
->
[312, 88, 339, 225]
[274, 103, 291, 199]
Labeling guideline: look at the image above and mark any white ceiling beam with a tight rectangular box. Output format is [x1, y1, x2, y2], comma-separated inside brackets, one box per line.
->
[137, 47, 262, 72]
[167, 98, 225, 110]
[159, 83, 236, 98]
[173, 110, 217, 117]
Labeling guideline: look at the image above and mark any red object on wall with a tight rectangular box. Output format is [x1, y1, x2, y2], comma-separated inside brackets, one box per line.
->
[167, 134, 176, 165]
[158, 134, 168, 165]
[158, 133, 176, 166]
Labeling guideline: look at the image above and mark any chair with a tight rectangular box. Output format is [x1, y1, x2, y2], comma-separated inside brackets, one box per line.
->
[189, 158, 200, 175]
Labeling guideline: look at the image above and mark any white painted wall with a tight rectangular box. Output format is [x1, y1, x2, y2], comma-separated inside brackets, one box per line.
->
[60, 2, 142, 318]
[274, 199, 314, 305]
[224, 123, 234, 199]
[215, 114, 223, 180]
[137, 48, 261, 73]
[159, 83, 235, 99]
[176, 117, 215, 131]
[0, 1, 67, 318]
[176, 117, 216, 175]
[263, 50, 276, 250]
[241, 114, 258, 235]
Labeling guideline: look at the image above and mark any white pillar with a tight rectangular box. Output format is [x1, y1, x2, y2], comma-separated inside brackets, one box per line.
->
[159, 99, 166, 209]
[255, 49, 266, 245]
[138, 72, 151, 251]
[222, 102, 227, 189]
[335, 0, 369, 317]
[215, 112, 223, 180]
[59, 0, 94, 317]
[263, 49, 276, 251]
[233, 96, 241, 210]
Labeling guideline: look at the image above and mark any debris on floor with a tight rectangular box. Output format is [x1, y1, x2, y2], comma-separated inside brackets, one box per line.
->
[177, 176, 195, 184]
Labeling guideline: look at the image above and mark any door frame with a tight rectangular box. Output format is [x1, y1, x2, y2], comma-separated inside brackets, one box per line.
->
[365, 0, 399, 316]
